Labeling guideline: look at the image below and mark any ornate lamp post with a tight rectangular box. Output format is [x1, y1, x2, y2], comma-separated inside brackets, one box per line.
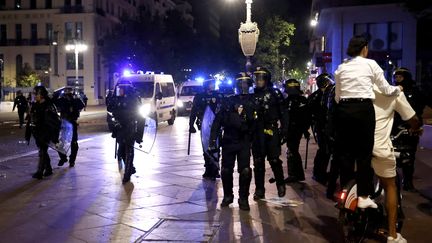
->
[65, 40, 87, 89]
[238, 0, 259, 71]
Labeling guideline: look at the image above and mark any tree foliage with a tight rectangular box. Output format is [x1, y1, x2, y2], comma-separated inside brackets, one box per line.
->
[17, 63, 43, 87]
[254, 16, 296, 81]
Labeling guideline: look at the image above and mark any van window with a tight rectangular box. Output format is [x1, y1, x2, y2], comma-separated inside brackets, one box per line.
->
[134, 82, 154, 98]
[181, 86, 203, 96]
[161, 82, 175, 97]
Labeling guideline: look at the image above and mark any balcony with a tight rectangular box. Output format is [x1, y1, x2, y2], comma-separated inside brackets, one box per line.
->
[61, 5, 84, 14]
[0, 38, 50, 46]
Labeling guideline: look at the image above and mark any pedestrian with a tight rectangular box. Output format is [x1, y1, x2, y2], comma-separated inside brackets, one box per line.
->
[108, 80, 144, 183]
[189, 78, 224, 181]
[308, 73, 335, 185]
[391, 68, 432, 191]
[12, 90, 28, 128]
[334, 35, 401, 209]
[372, 85, 422, 243]
[81, 92, 88, 111]
[25, 85, 60, 179]
[251, 66, 286, 199]
[209, 72, 255, 210]
[54, 87, 85, 168]
[281, 79, 311, 183]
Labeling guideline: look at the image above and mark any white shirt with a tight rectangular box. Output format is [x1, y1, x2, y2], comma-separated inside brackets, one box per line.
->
[335, 56, 401, 103]
[373, 87, 415, 159]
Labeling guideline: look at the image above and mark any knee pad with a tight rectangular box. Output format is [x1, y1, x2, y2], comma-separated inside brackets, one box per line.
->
[240, 167, 252, 177]
[269, 158, 282, 166]
[221, 167, 233, 175]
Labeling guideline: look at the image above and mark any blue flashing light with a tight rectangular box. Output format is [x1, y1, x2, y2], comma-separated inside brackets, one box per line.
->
[227, 78, 233, 85]
[123, 69, 132, 77]
[195, 77, 205, 83]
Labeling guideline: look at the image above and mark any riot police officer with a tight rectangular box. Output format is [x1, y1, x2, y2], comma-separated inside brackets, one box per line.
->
[252, 66, 286, 199]
[25, 85, 60, 179]
[12, 90, 28, 128]
[308, 73, 334, 184]
[55, 87, 85, 167]
[189, 78, 224, 181]
[108, 81, 145, 183]
[392, 68, 431, 191]
[209, 72, 255, 210]
[282, 79, 311, 183]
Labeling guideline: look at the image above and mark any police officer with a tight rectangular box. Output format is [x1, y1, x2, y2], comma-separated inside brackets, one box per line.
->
[189, 78, 224, 181]
[108, 81, 145, 183]
[12, 90, 28, 128]
[209, 72, 255, 210]
[308, 73, 334, 184]
[25, 85, 60, 179]
[55, 87, 85, 167]
[282, 79, 311, 183]
[252, 66, 286, 199]
[392, 68, 431, 191]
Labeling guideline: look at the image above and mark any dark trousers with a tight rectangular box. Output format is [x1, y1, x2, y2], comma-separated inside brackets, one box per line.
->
[17, 108, 26, 127]
[334, 100, 375, 197]
[59, 121, 78, 163]
[313, 129, 331, 180]
[286, 130, 305, 180]
[221, 143, 252, 198]
[252, 127, 285, 190]
[118, 139, 135, 176]
[36, 142, 51, 173]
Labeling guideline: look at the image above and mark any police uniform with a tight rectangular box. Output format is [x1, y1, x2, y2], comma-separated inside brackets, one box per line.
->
[252, 67, 286, 199]
[26, 86, 60, 179]
[109, 82, 144, 183]
[13, 91, 28, 128]
[189, 79, 224, 180]
[392, 68, 432, 191]
[282, 79, 311, 183]
[209, 73, 255, 210]
[55, 89, 85, 167]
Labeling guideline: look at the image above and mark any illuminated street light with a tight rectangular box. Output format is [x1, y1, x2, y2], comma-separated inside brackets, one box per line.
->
[65, 41, 87, 88]
[238, 0, 259, 57]
[310, 12, 319, 27]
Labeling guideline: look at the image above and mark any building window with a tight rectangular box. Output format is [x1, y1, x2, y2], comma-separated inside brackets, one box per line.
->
[0, 25, 6, 46]
[67, 76, 84, 91]
[66, 53, 83, 70]
[34, 54, 50, 70]
[31, 0, 37, 9]
[31, 24, 38, 45]
[65, 0, 71, 7]
[75, 22, 83, 40]
[76, 0, 82, 6]
[0, 0, 5, 10]
[46, 0, 52, 9]
[65, 22, 73, 41]
[16, 55, 23, 79]
[15, 0, 21, 9]
[15, 24, 22, 45]
[46, 23, 53, 43]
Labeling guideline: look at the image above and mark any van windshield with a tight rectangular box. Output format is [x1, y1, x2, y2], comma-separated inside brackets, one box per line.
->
[181, 86, 203, 96]
[133, 82, 154, 98]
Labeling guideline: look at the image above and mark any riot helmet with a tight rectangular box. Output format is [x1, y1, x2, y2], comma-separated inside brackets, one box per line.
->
[235, 72, 253, 95]
[316, 73, 333, 90]
[63, 86, 74, 98]
[202, 78, 216, 92]
[393, 68, 413, 89]
[284, 79, 302, 96]
[253, 66, 272, 89]
[115, 80, 135, 97]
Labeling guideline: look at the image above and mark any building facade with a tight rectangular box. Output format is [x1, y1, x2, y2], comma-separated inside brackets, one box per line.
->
[0, 0, 145, 104]
[310, 3, 417, 84]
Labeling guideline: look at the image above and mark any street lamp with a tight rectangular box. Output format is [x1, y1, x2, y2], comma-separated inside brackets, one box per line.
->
[237, 0, 260, 71]
[65, 41, 87, 89]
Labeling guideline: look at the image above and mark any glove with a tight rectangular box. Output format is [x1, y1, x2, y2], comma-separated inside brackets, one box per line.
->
[208, 141, 219, 153]
[280, 136, 287, 145]
[189, 125, 197, 133]
[303, 131, 311, 140]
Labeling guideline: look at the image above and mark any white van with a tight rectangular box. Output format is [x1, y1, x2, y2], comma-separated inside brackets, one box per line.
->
[177, 80, 203, 115]
[118, 72, 177, 125]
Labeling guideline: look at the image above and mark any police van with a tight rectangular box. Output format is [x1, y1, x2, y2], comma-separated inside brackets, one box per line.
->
[117, 72, 177, 125]
[177, 80, 203, 115]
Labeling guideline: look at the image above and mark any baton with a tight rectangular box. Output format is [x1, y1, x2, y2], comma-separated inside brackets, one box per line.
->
[114, 138, 117, 159]
[305, 137, 309, 170]
[187, 131, 192, 155]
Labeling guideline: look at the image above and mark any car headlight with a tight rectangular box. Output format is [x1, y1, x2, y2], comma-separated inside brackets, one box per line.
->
[177, 100, 184, 108]
[138, 103, 151, 118]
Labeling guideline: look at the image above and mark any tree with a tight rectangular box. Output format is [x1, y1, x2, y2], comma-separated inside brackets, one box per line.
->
[17, 63, 44, 87]
[254, 16, 295, 81]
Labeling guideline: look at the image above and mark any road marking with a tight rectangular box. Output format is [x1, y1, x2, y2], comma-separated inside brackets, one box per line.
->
[0, 137, 95, 164]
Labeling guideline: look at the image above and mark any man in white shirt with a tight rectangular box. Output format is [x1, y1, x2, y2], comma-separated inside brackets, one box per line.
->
[334, 36, 402, 209]
[373, 86, 422, 243]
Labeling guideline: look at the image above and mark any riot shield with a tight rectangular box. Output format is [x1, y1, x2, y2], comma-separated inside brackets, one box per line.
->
[137, 117, 157, 154]
[200, 106, 219, 162]
[48, 119, 73, 155]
